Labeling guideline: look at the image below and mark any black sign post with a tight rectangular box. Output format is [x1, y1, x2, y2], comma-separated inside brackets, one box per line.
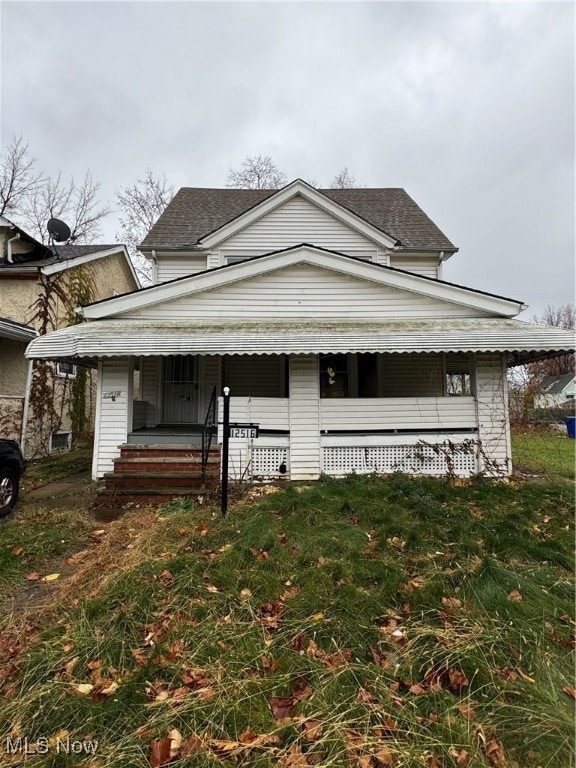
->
[221, 387, 230, 517]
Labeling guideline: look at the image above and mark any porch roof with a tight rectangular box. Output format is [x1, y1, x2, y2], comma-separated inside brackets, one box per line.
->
[25, 318, 575, 367]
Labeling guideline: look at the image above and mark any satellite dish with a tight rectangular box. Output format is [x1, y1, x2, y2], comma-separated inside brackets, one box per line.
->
[47, 218, 71, 243]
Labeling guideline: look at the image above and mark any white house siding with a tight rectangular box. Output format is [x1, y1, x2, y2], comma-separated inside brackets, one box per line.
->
[123, 264, 486, 321]
[320, 397, 477, 432]
[156, 254, 207, 283]
[219, 195, 381, 254]
[389, 256, 439, 279]
[289, 356, 321, 480]
[93, 358, 132, 479]
[474, 353, 511, 475]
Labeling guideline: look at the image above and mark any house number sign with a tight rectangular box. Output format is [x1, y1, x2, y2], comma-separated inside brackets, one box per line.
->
[229, 423, 259, 439]
[102, 391, 122, 401]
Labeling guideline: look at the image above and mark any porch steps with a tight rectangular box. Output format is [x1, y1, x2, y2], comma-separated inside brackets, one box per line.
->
[94, 443, 221, 508]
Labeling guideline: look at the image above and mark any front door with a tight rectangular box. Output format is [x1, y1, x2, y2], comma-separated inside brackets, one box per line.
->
[162, 355, 199, 423]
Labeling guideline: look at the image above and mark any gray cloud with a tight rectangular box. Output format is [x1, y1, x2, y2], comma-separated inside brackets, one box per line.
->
[1, 1, 573, 315]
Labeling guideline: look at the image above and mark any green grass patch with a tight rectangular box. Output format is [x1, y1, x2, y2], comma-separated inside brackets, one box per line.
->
[0, 474, 573, 767]
[512, 429, 575, 480]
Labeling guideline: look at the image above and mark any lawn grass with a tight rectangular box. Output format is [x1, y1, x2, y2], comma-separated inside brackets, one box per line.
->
[511, 428, 575, 480]
[0, 450, 96, 598]
[0, 474, 573, 768]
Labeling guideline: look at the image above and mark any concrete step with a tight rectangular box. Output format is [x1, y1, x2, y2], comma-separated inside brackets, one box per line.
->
[94, 487, 208, 508]
[113, 457, 213, 473]
[104, 471, 206, 490]
[119, 444, 221, 459]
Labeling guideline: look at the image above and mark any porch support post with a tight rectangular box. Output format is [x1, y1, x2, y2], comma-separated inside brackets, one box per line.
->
[289, 355, 321, 480]
[92, 357, 132, 479]
[473, 353, 512, 477]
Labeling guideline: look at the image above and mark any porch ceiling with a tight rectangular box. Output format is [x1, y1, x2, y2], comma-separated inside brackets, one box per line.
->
[25, 318, 575, 366]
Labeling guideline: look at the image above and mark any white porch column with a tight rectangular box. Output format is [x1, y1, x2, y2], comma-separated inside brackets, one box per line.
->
[289, 355, 321, 480]
[92, 358, 133, 479]
[473, 353, 512, 476]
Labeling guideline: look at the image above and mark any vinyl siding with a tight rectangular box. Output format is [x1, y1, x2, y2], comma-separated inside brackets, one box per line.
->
[474, 353, 511, 475]
[389, 256, 439, 279]
[289, 355, 321, 479]
[320, 397, 476, 431]
[124, 264, 486, 321]
[156, 254, 207, 283]
[94, 358, 131, 478]
[220, 195, 381, 253]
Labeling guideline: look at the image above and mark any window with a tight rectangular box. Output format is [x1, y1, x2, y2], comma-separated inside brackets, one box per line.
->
[56, 361, 77, 378]
[50, 431, 71, 452]
[320, 355, 349, 398]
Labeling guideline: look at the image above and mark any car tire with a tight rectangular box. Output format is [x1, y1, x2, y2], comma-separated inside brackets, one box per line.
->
[0, 468, 19, 518]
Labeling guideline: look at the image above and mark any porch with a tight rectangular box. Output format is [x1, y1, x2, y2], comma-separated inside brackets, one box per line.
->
[93, 349, 508, 482]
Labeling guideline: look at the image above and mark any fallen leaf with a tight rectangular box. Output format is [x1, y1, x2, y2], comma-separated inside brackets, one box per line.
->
[303, 719, 323, 741]
[149, 737, 172, 767]
[240, 588, 252, 599]
[455, 749, 471, 766]
[64, 656, 80, 677]
[100, 681, 119, 696]
[357, 756, 373, 768]
[562, 685, 576, 700]
[278, 742, 310, 767]
[441, 597, 462, 610]
[168, 728, 183, 758]
[428, 757, 443, 768]
[41, 573, 60, 583]
[11, 545, 23, 556]
[205, 584, 220, 593]
[74, 683, 94, 695]
[24, 572, 41, 581]
[457, 702, 477, 721]
[374, 747, 395, 766]
[484, 739, 507, 768]
[318, 556, 327, 566]
[179, 733, 203, 757]
[508, 590, 522, 602]
[447, 667, 469, 693]
[268, 695, 296, 720]
[408, 683, 427, 696]
[356, 687, 377, 703]
[159, 570, 175, 588]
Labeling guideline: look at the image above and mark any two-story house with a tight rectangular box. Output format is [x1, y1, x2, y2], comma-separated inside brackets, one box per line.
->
[26, 181, 574, 494]
[0, 217, 139, 455]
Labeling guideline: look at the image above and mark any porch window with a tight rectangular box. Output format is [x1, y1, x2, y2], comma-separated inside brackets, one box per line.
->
[320, 355, 349, 398]
[445, 353, 472, 397]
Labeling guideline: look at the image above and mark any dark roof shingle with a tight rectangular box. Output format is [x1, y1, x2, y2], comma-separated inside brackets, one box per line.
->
[140, 186, 456, 251]
[0, 244, 123, 269]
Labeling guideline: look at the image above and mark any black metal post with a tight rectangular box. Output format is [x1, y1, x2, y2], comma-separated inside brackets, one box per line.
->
[221, 387, 230, 516]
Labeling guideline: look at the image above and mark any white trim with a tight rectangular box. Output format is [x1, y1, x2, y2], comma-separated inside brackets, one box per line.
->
[198, 180, 398, 250]
[56, 361, 77, 378]
[92, 361, 103, 480]
[81, 244, 525, 320]
[41, 245, 140, 287]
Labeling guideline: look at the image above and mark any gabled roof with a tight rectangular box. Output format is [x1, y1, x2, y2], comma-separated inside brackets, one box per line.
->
[140, 182, 457, 252]
[0, 243, 122, 269]
[541, 372, 575, 394]
[80, 244, 523, 320]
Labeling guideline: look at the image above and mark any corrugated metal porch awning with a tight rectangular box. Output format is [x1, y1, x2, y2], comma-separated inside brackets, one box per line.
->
[25, 318, 575, 366]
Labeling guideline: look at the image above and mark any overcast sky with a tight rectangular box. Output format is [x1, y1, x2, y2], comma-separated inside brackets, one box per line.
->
[1, 1, 574, 318]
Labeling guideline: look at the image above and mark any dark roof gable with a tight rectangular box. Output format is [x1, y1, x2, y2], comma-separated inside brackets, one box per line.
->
[140, 186, 457, 251]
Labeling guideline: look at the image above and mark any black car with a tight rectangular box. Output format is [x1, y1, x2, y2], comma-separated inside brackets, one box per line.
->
[0, 439, 26, 517]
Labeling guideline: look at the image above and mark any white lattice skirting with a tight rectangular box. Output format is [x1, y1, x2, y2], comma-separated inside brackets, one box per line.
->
[251, 447, 290, 478]
[322, 442, 478, 477]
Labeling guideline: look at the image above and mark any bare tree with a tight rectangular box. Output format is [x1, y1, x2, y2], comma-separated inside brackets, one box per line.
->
[116, 170, 174, 283]
[20, 171, 109, 244]
[227, 155, 287, 189]
[1, 134, 109, 243]
[0, 135, 43, 217]
[331, 167, 357, 189]
[530, 304, 575, 378]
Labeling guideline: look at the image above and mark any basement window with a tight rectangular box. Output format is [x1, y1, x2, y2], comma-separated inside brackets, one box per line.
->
[50, 431, 71, 452]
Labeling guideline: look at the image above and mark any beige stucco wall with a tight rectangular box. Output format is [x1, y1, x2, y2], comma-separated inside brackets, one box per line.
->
[0, 339, 30, 396]
[0, 250, 137, 454]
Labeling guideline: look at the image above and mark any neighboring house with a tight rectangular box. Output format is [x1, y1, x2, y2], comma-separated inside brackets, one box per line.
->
[26, 180, 575, 485]
[0, 217, 139, 455]
[534, 373, 576, 409]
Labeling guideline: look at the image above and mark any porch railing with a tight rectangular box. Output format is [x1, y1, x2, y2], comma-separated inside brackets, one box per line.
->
[201, 386, 217, 481]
